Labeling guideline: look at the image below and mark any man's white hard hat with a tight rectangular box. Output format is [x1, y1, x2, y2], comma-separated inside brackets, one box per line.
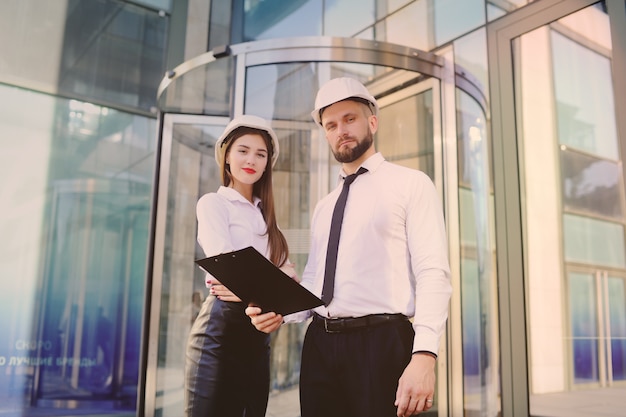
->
[310, 77, 379, 125]
[215, 114, 280, 167]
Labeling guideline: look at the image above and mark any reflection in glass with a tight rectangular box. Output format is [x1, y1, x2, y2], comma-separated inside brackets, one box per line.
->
[454, 28, 489, 107]
[133, 0, 172, 12]
[457, 89, 499, 416]
[377, 90, 434, 177]
[567, 271, 626, 388]
[155, 122, 224, 417]
[324, 0, 375, 37]
[0, 84, 155, 415]
[380, 2, 434, 62]
[433, 0, 484, 46]
[229, 0, 530, 54]
[560, 148, 623, 219]
[608, 277, 626, 381]
[569, 272, 599, 384]
[243, 0, 321, 40]
[517, 5, 625, 415]
[0, 0, 167, 113]
[552, 31, 618, 160]
[487, 4, 507, 21]
[159, 56, 233, 116]
[59, 1, 167, 112]
[245, 64, 318, 122]
[563, 214, 626, 269]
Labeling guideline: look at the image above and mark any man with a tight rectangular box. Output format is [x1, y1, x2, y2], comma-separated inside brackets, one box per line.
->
[246, 77, 452, 417]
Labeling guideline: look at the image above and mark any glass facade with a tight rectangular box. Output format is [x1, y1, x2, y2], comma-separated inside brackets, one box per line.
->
[0, 84, 156, 415]
[1, 0, 625, 416]
[0, 0, 166, 415]
[513, 2, 626, 416]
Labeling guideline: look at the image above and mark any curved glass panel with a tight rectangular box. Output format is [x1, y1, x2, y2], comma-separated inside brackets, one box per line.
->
[154, 119, 226, 417]
[245, 61, 443, 399]
[158, 56, 233, 115]
[153, 32, 496, 417]
[378, 89, 434, 176]
[245, 63, 319, 122]
[157, 37, 446, 116]
[152, 51, 451, 414]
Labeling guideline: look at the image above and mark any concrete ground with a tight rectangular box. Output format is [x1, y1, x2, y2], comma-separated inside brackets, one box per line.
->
[266, 386, 300, 417]
[266, 385, 626, 417]
[5, 383, 624, 416]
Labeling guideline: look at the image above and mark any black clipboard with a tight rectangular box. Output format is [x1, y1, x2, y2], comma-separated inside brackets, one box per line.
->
[195, 246, 323, 315]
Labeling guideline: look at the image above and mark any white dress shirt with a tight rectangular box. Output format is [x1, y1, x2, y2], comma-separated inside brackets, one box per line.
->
[289, 152, 452, 354]
[196, 186, 269, 287]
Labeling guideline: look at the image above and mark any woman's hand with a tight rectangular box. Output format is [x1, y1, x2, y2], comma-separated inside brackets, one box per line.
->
[208, 278, 241, 302]
[279, 262, 300, 283]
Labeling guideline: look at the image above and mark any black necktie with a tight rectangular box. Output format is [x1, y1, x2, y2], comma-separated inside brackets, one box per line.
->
[321, 167, 368, 305]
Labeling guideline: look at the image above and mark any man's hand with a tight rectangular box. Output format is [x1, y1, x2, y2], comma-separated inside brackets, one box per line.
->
[394, 353, 436, 416]
[245, 306, 283, 333]
[279, 262, 300, 282]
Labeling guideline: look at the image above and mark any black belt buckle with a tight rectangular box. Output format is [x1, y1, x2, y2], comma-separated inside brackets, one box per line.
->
[323, 317, 343, 333]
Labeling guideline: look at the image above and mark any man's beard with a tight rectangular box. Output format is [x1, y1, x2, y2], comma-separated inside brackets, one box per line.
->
[333, 130, 374, 163]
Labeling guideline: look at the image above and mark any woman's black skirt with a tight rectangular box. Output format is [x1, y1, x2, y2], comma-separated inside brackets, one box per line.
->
[184, 295, 271, 417]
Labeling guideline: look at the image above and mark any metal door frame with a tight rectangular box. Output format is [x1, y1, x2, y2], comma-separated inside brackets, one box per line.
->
[487, 0, 626, 414]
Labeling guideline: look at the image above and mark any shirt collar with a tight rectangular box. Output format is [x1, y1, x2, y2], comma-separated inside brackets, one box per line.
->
[217, 186, 262, 208]
[338, 152, 385, 180]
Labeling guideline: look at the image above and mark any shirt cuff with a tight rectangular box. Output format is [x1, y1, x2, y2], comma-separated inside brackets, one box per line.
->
[413, 350, 437, 359]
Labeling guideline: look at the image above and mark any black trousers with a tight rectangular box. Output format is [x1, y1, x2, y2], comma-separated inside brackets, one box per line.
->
[300, 316, 414, 417]
[184, 296, 270, 417]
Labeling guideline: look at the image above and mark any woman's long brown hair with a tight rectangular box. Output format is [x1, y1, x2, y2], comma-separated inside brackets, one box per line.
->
[221, 126, 289, 267]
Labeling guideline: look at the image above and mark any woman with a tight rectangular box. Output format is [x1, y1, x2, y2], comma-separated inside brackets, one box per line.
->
[185, 114, 295, 417]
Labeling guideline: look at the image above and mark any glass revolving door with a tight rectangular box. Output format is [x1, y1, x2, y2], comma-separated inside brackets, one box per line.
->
[146, 37, 470, 417]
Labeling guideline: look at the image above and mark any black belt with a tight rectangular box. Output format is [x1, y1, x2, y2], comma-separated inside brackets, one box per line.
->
[313, 313, 409, 333]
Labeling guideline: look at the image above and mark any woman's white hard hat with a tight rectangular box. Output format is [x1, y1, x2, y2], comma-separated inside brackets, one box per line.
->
[310, 77, 379, 125]
[214, 114, 280, 167]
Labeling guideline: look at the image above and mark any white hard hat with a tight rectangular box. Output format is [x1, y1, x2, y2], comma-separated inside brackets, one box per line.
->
[215, 114, 280, 167]
[311, 77, 379, 125]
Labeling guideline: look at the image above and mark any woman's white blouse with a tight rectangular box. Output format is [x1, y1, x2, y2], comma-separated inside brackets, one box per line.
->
[196, 186, 269, 287]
